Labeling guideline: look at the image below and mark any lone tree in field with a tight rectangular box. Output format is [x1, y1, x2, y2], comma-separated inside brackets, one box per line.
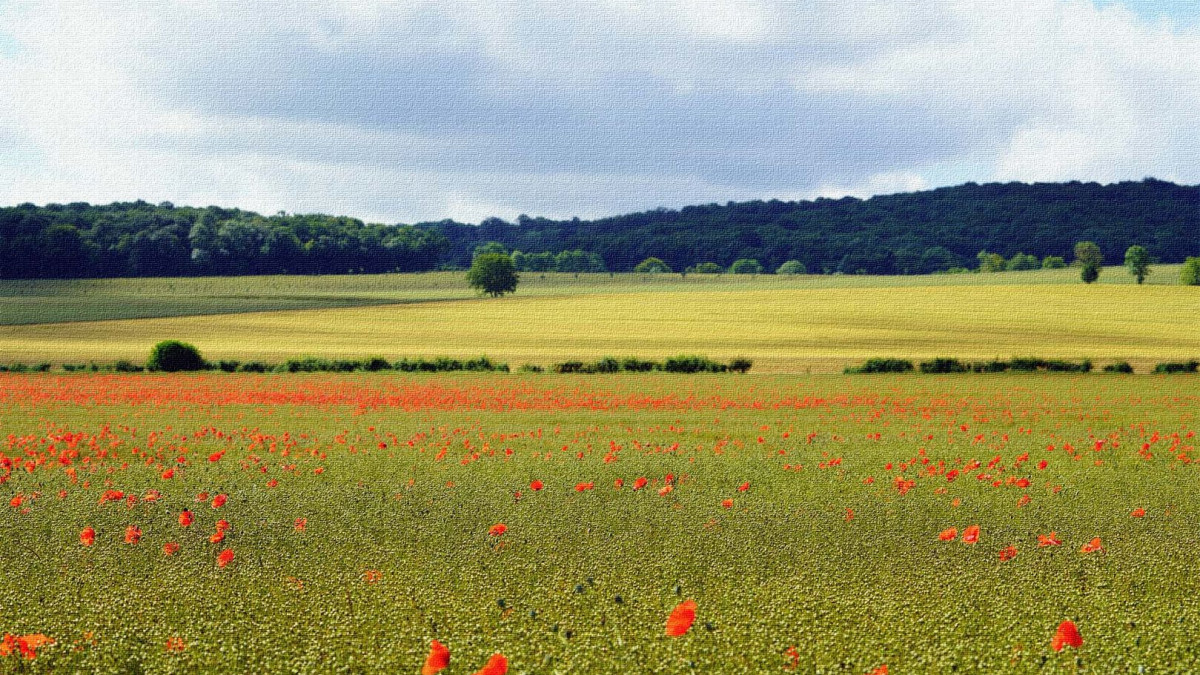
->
[1074, 241, 1103, 284]
[467, 253, 519, 297]
[1124, 245, 1151, 284]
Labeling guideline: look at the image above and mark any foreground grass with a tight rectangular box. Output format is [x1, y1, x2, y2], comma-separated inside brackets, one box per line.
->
[1, 280, 1197, 372]
[1, 372, 1199, 673]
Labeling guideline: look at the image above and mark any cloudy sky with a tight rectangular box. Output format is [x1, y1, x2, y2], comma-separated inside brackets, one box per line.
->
[1, 1, 1198, 224]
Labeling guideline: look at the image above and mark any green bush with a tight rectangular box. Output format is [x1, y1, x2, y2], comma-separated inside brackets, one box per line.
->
[919, 358, 970, 374]
[517, 364, 545, 373]
[729, 259, 764, 274]
[620, 358, 659, 372]
[728, 358, 753, 374]
[970, 360, 1010, 373]
[113, 360, 144, 373]
[147, 340, 207, 372]
[553, 361, 586, 374]
[663, 355, 727, 373]
[237, 361, 271, 373]
[1042, 256, 1067, 269]
[1180, 257, 1200, 286]
[776, 260, 806, 275]
[218, 360, 241, 373]
[1103, 362, 1134, 373]
[1153, 360, 1199, 374]
[845, 358, 914, 374]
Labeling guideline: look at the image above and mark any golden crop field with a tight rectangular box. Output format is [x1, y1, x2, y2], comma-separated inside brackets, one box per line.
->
[1, 269, 1197, 372]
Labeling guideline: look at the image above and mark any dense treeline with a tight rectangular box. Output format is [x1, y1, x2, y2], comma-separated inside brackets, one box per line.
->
[0, 201, 448, 278]
[2, 179, 1197, 278]
[433, 179, 1200, 273]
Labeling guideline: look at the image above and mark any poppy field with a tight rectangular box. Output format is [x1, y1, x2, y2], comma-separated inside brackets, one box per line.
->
[2, 371, 1199, 673]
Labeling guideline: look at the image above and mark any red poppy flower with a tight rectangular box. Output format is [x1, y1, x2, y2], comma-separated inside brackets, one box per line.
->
[633, 477, 648, 490]
[868, 666, 888, 675]
[1131, 508, 1146, 518]
[422, 639, 450, 675]
[294, 517, 307, 531]
[216, 519, 230, 532]
[1051, 620, 1082, 651]
[163, 541, 180, 556]
[209, 530, 225, 544]
[737, 481, 750, 492]
[530, 480, 544, 491]
[1080, 537, 1104, 554]
[665, 599, 697, 637]
[998, 545, 1018, 561]
[938, 527, 958, 541]
[161, 468, 175, 480]
[489, 523, 507, 537]
[80, 526, 96, 547]
[179, 510, 194, 527]
[474, 653, 508, 675]
[962, 525, 980, 544]
[9, 494, 22, 508]
[211, 494, 227, 509]
[216, 549, 234, 568]
[721, 499, 734, 509]
[1037, 532, 1061, 547]
[124, 525, 142, 545]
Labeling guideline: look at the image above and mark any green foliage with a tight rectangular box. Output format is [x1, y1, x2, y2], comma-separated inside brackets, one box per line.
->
[1180, 257, 1200, 286]
[1153, 360, 1199, 374]
[919, 358, 970, 373]
[662, 354, 728, 373]
[1081, 264, 1100, 284]
[728, 259, 764, 274]
[472, 241, 509, 257]
[633, 257, 671, 274]
[976, 251, 1006, 273]
[466, 253, 519, 297]
[689, 262, 724, 274]
[147, 340, 206, 372]
[1041, 256, 1066, 269]
[775, 260, 806, 275]
[845, 358, 914, 374]
[1124, 245, 1152, 284]
[1006, 253, 1040, 271]
[1103, 361, 1134, 373]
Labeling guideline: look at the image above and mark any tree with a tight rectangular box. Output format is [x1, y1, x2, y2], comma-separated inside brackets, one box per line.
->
[148, 340, 206, 372]
[729, 258, 764, 274]
[1042, 256, 1066, 269]
[472, 241, 508, 258]
[976, 251, 1006, 273]
[633, 257, 671, 274]
[1075, 241, 1103, 284]
[1006, 252, 1040, 271]
[1181, 257, 1200, 286]
[776, 260, 806, 275]
[1124, 245, 1151, 284]
[466, 253, 519, 297]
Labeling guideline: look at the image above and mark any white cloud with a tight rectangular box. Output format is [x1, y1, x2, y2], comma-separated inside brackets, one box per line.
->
[0, 0, 1197, 222]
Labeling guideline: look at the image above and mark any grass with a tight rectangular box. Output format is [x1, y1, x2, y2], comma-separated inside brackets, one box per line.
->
[1, 371, 1199, 672]
[0, 265, 1185, 325]
[1, 274, 1197, 372]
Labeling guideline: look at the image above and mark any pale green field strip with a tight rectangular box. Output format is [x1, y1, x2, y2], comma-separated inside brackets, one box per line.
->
[0, 265, 1183, 325]
[2, 283, 1197, 373]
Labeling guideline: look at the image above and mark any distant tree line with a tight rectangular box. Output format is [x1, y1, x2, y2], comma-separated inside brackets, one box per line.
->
[0, 201, 448, 278]
[2, 179, 1198, 279]
[432, 179, 1199, 274]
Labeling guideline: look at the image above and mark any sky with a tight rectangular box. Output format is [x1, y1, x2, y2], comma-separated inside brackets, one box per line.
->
[1, 1, 1198, 224]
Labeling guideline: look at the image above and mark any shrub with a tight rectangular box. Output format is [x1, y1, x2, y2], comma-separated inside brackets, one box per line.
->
[621, 358, 659, 372]
[970, 360, 1010, 373]
[147, 340, 206, 372]
[845, 358, 914, 374]
[1153, 360, 1199, 374]
[728, 358, 753, 374]
[553, 361, 586, 374]
[633, 257, 672, 274]
[1006, 253, 1040, 271]
[1103, 362, 1134, 373]
[62, 363, 87, 372]
[729, 259, 764, 274]
[517, 364, 544, 373]
[663, 355, 726, 373]
[113, 360, 143, 373]
[919, 358, 969, 374]
[589, 357, 621, 374]
[776, 260, 806, 275]
[237, 361, 271, 373]
[1180, 257, 1200, 286]
[363, 357, 391, 372]
[218, 360, 241, 373]
[1042, 256, 1067, 269]
[691, 262, 723, 274]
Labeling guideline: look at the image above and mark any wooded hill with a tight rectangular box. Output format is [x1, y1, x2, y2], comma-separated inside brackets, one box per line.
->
[2, 179, 1196, 278]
